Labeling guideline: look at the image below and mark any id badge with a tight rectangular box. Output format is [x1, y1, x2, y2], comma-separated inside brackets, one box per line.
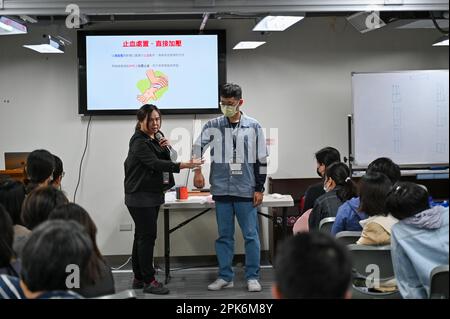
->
[163, 172, 170, 184]
[229, 163, 243, 175]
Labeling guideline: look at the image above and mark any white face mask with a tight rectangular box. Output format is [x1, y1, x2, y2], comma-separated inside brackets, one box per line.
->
[220, 104, 238, 118]
[323, 179, 329, 192]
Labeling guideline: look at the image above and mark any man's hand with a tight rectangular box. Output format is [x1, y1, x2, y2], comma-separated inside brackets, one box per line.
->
[193, 170, 205, 189]
[253, 191, 264, 207]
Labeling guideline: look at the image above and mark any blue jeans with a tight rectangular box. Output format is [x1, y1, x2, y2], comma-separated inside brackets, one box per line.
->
[215, 201, 260, 281]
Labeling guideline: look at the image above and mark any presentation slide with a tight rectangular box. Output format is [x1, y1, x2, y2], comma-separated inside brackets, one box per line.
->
[85, 34, 219, 111]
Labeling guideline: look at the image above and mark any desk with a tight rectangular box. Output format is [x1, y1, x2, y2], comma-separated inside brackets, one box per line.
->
[0, 168, 25, 182]
[161, 193, 294, 284]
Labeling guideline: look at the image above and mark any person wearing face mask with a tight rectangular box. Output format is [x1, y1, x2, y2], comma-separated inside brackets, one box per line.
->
[192, 83, 268, 293]
[124, 104, 203, 295]
[308, 162, 357, 230]
[302, 147, 341, 215]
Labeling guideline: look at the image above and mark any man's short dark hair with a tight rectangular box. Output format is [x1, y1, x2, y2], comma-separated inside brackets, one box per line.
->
[367, 157, 401, 185]
[315, 147, 341, 167]
[274, 232, 352, 299]
[385, 182, 430, 220]
[220, 83, 242, 100]
[20, 219, 93, 293]
[26, 149, 55, 185]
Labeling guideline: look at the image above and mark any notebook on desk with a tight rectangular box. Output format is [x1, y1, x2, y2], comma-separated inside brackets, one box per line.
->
[4, 152, 30, 170]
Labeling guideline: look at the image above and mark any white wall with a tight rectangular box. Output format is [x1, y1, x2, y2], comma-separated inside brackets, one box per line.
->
[0, 17, 448, 256]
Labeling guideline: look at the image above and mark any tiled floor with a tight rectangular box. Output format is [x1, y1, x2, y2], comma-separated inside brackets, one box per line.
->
[112, 266, 275, 299]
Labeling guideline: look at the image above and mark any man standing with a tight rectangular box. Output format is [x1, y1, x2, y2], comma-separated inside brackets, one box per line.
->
[193, 83, 267, 292]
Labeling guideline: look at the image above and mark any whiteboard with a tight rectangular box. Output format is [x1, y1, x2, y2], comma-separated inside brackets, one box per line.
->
[352, 70, 449, 166]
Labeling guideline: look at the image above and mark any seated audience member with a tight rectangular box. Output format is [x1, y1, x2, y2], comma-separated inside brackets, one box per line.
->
[386, 182, 449, 299]
[15, 186, 68, 257]
[302, 147, 341, 214]
[309, 162, 357, 230]
[0, 205, 21, 277]
[332, 157, 401, 235]
[356, 173, 398, 245]
[49, 203, 115, 297]
[0, 220, 92, 299]
[50, 154, 64, 190]
[0, 179, 30, 244]
[24, 149, 55, 194]
[272, 232, 352, 299]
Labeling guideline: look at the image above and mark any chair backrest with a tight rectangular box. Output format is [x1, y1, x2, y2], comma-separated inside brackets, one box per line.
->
[430, 265, 449, 299]
[347, 244, 394, 279]
[336, 231, 362, 246]
[95, 289, 137, 299]
[293, 208, 312, 234]
[319, 217, 335, 233]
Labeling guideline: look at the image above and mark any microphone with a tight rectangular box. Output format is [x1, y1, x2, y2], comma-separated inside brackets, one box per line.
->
[155, 132, 171, 153]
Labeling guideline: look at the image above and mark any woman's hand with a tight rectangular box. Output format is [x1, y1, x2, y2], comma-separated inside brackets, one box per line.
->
[158, 137, 171, 149]
[180, 158, 204, 170]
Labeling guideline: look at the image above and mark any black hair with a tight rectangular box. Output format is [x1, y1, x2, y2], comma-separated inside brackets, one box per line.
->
[0, 204, 14, 268]
[274, 232, 352, 299]
[325, 162, 357, 202]
[49, 203, 104, 283]
[385, 182, 430, 220]
[359, 173, 392, 216]
[315, 147, 341, 167]
[135, 104, 161, 131]
[0, 179, 26, 225]
[20, 219, 93, 293]
[220, 83, 242, 100]
[367, 157, 401, 185]
[25, 149, 55, 194]
[21, 186, 69, 230]
[51, 155, 64, 184]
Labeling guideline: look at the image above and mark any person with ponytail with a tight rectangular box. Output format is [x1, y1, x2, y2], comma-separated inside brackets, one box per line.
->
[124, 104, 203, 295]
[309, 162, 357, 230]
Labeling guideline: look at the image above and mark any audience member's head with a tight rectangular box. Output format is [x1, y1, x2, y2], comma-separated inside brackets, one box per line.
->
[50, 155, 64, 189]
[367, 157, 401, 185]
[315, 147, 341, 177]
[324, 162, 357, 202]
[49, 203, 103, 283]
[0, 179, 26, 225]
[25, 149, 55, 193]
[20, 220, 93, 297]
[385, 182, 430, 220]
[21, 186, 68, 230]
[359, 173, 392, 216]
[0, 204, 14, 269]
[273, 232, 352, 299]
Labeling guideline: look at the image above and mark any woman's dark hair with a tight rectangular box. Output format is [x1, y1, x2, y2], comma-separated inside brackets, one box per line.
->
[21, 186, 68, 230]
[315, 147, 341, 167]
[135, 104, 161, 131]
[367, 157, 401, 185]
[0, 179, 26, 225]
[25, 149, 55, 194]
[0, 204, 14, 268]
[359, 173, 392, 216]
[20, 219, 93, 293]
[51, 155, 64, 184]
[275, 232, 352, 298]
[325, 162, 357, 202]
[49, 203, 104, 283]
[220, 83, 242, 100]
[385, 182, 430, 220]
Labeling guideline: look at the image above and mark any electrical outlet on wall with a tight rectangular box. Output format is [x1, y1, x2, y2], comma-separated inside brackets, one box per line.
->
[119, 224, 133, 231]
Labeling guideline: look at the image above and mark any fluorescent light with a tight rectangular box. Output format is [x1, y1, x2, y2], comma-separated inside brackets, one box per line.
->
[253, 16, 303, 32]
[0, 16, 27, 35]
[433, 36, 449, 47]
[23, 36, 65, 53]
[233, 41, 266, 50]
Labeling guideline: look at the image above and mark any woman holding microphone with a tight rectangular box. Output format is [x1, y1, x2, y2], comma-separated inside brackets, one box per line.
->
[124, 104, 202, 295]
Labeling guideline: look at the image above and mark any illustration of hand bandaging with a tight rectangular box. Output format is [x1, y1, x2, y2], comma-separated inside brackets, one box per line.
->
[137, 69, 169, 103]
